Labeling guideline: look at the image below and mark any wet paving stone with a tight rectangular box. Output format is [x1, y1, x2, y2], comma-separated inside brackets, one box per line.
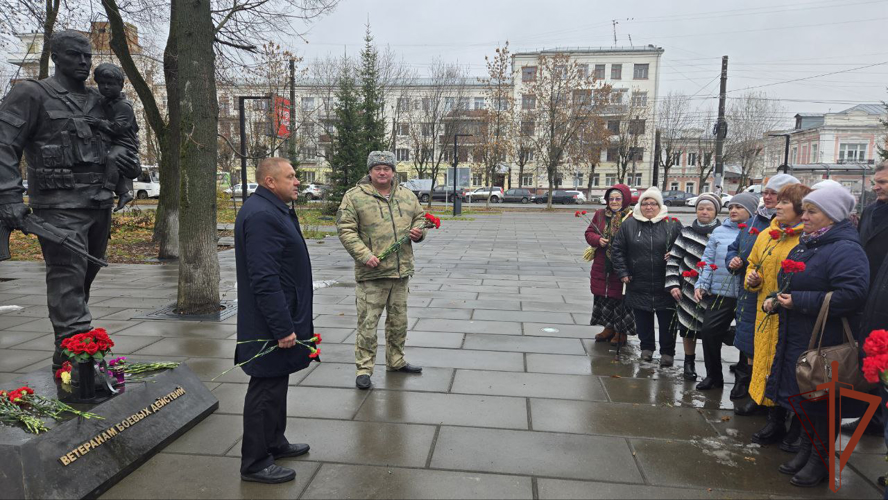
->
[601, 375, 735, 410]
[131, 337, 236, 358]
[0, 330, 47, 348]
[413, 318, 522, 335]
[451, 369, 607, 401]
[401, 347, 526, 372]
[341, 330, 465, 349]
[536, 478, 772, 499]
[431, 426, 643, 482]
[355, 391, 528, 429]
[463, 334, 585, 355]
[0, 349, 51, 372]
[114, 321, 238, 339]
[472, 309, 578, 325]
[299, 362, 454, 393]
[302, 464, 532, 499]
[522, 322, 596, 339]
[163, 413, 243, 455]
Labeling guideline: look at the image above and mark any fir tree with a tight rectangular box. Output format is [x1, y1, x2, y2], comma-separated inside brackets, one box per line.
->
[328, 62, 364, 210]
[359, 23, 387, 157]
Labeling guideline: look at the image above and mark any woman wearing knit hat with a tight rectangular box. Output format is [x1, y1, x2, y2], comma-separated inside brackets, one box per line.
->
[611, 186, 682, 364]
[760, 185, 869, 487]
[665, 193, 721, 380]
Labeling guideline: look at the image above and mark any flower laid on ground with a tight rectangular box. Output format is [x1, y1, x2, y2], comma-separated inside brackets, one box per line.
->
[377, 214, 441, 261]
[108, 356, 126, 367]
[0, 386, 102, 434]
[54, 361, 72, 384]
[212, 334, 323, 381]
[109, 361, 181, 375]
[60, 328, 114, 363]
[863, 330, 888, 386]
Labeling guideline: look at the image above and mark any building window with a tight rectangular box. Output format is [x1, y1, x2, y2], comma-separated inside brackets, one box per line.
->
[629, 119, 645, 135]
[521, 173, 533, 186]
[302, 97, 315, 110]
[300, 146, 317, 160]
[302, 171, 316, 183]
[577, 64, 588, 78]
[444, 97, 455, 112]
[397, 123, 409, 136]
[688, 152, 697, 166]
[422, 98, 431, 111]
[670, 181, 679, 191]
[671, 152, 681, 165]
[397, 98, 409, 112]
[592, 173, 600, 186]
[554, 174, 564, 187]
[605, 173, 616, 186]
[522, 66, 537, 82]
[594, 64, 606, 80]
[219, 96, 230, 116]
[526, 150, 534, 161]
[606, 147, 619, 162]
[396, 148, 410, 162]
[611, 64, 622, 80]
[685, 182, 696, 194]
[421, 123, 433, 137]
[607, 120, 620, 135]
[631, 92, 648, 107]
[631, 173, 642, 186]
[633, 64, 649, 80]
[472, 174, 483, 186]
[629, 147, 644, 161]
[612, 88, 627, 104]
[522, 94, 536, 110]
[703, 183, 711, 193]
[474, 97, 485, 110]
[811, 143, 818, 163]
[838, 143, 867, 162]
[458, 98, 470, 110]
[791, 147, 797, 164]
[521, 121, 535, 137]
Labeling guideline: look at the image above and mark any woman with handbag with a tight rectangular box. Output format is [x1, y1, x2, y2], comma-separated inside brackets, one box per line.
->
[762, 186, 869, 487]
[586, 184, 636, 346]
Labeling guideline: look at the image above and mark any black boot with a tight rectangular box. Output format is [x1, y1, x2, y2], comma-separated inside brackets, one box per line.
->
[683, 356, 697, 381]
[751, 406, 787, 445]
[734, 397, 767, 416]
[730, 355, 751, 400]
[791, 417, 832, 487]
[781, 416, 802, 453]
[779, 425, 812, 475]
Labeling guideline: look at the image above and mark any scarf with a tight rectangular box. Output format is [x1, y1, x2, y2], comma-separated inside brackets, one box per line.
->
[758, 205, 776, 219]
[800, 225, 832, 244]
[691, 218, 720, 236]
[604, 207, 631, 273]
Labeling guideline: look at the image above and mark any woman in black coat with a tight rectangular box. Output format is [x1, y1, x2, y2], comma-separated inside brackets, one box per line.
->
[763, 186, 869, 488]
[611, 186, 682, 365]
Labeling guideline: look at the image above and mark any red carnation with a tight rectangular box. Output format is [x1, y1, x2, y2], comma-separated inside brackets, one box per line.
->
[709, 264, 718, 270]
[785, 227, 796, 236]
[309, 349, 320, 359]
[18, 386, 34, 395]
[682, 270, 699, 278]
[574, 211, 581, 217]
[581, 210, 587, 215]
[696, 261, 707, 269]
[780, 259, 806, 274]
[863, 353, 888, 384]
[769, 229, 782, 240]
[749, 227, 760, 235]
[55, 368, 64, 379]
[737, 223, 748, 229]
[864, 330, 888, 357]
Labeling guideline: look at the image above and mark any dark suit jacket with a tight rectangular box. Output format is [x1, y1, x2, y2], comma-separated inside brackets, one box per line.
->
[859, 201, 888, 291]
[234, 186, 313, 377]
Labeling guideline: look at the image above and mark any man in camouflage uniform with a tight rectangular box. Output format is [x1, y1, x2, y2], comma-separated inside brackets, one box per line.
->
[0, 31, 140, 370]
[337, 151, 426, 390]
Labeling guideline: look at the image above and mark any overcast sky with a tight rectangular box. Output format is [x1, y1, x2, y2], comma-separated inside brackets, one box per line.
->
[287, 0, 888, 125]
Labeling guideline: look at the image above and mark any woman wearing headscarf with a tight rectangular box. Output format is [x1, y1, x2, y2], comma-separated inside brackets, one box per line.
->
[762, 186, 869, 487]
[611, 186, 682, 365]
[728, 174, 800, 415]
[586, 184, 635, 347]
[744, 183, 812, 447]
[665, 193, 721, 380]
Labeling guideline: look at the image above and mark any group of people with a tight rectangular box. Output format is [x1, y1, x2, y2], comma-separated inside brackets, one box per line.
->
[585, 164, 888, 489]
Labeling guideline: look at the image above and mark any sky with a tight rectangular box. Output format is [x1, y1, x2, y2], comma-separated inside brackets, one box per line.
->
[284, 0, 888, 126]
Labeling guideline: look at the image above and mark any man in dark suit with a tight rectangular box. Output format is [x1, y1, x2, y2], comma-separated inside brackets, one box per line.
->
[234, 157, 315, 483]
[860, 162, 888, 285]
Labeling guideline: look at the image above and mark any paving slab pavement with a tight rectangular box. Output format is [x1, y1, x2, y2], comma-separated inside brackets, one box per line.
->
[0, 211, 882, 499]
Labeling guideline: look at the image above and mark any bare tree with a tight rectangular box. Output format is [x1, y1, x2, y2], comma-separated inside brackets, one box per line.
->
[691, 117, 716, 194]
[476, 43, 514, 206]
[610, 87, 651, 184]
[656, 91, 692, 191]
[725, 91, 785, 189]
[571, 94, 612, 195]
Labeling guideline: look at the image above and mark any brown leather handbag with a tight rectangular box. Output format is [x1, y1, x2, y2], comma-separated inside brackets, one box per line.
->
[796, 292, 874, 399]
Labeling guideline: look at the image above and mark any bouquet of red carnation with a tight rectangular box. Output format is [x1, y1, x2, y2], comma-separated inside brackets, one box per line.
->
[863, 330, 888, 385]
[60, 328, 114, 364]
[377, 213, 441, 260]
[757, 259, 806, 330]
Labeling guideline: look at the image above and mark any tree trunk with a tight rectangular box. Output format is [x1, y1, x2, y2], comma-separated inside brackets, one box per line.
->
[157, 8, 181, 260]
[38, 0, 60, 80]
[175, 0, 220, 314]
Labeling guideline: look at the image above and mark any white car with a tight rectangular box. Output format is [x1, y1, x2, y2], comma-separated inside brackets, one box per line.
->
[468, 187, 504, 203]
[225, 183, 258, 198]
[301, 183, 327, 201]
[565, 190, 587, 203]
[685, 193, 734, 207]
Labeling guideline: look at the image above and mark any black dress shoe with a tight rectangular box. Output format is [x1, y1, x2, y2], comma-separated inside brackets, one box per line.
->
[356, 374, 371, 390]
[241, 464, 296, 484]
[841, 417, 883, 436]
[392, 363, 422, 374]
[695, 377, 724, 390]
[272, 443, 310, 460]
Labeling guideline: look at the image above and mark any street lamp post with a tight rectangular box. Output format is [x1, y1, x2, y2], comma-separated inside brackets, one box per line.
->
[769, 133, 792, 175]
[452, 133, 472, 216]
[238, 95, 271, 204]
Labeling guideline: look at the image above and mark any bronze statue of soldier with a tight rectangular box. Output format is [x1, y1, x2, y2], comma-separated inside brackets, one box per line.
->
[0, 31, 140, 371]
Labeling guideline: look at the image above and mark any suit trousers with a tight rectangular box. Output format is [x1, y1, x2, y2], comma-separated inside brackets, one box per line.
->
[700, 296, 738, 381]
[633, 308, 676, 356]
[241, 374, 290, 474]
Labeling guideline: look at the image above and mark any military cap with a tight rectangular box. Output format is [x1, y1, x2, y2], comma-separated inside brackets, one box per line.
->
[367, 151, 396, 170]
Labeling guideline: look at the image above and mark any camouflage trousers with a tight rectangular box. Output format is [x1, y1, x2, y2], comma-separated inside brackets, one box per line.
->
[355, 277, 410, 375]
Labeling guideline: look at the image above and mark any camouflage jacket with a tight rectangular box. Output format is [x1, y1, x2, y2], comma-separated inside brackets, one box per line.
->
[337, 176, 427, 282]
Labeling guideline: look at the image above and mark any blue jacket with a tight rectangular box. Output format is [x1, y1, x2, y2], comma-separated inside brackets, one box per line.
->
[234, 186, 314, 378]
[763, 220, 869, 415]
[726, 213, 771, 356]
[697, 219, 741, 298]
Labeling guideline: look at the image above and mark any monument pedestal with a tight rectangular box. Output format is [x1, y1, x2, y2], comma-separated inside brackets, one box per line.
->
[0, 364, 218, 499]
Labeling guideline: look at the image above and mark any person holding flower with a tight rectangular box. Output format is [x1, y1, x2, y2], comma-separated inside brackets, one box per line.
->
[728, 174, 800, 415]
[694, 192, 758, 390]
[665, 193, 722, 380]
[611, 186, 682, 364]
[337, 151, 427, 391]
[585, 184, 635, 347]
[761, 185, 869, 487]
[743, 183, 811, 447]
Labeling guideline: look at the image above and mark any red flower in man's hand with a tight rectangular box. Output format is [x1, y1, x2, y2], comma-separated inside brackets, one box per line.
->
[574, 211, 581, 217]
[309, 349, 320, 359]
[581, 210, 587, 215]
[769, 229, 782, 240]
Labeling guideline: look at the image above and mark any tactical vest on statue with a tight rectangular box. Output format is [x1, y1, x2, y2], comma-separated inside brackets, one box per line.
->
[24, 78, 111, 209]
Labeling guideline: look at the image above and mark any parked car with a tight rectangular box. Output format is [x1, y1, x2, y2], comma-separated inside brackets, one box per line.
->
[225, 183, 258, 198]
[685, 193, 734, 207]
[533, 190, 579, 204]
[502, 188, 533, 204]
[565, 190, 587, 203]
[301, 183, 328, 200]
[661, 190, 694, 206]
[430, 185, 469, 202]
[468, 186, 504, 203]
